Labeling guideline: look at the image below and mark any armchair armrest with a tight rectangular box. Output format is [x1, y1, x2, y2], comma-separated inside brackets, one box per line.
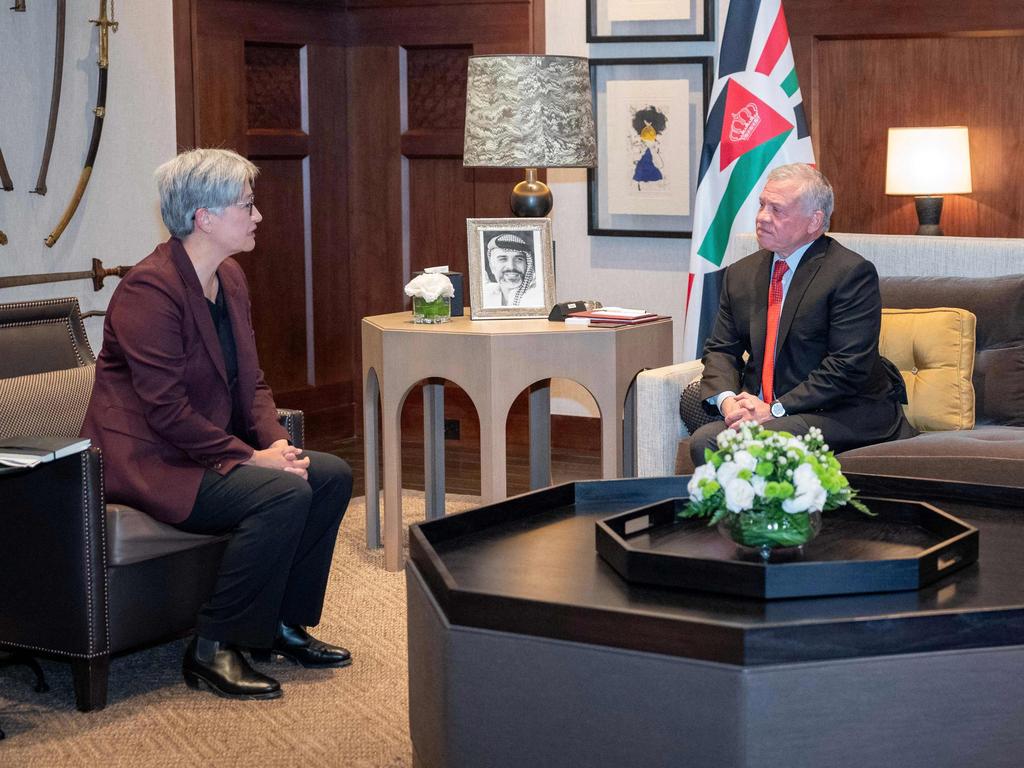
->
[635, 360, 704, 477]
[276, 408, 304, 449]
[0, 448, 108, 659]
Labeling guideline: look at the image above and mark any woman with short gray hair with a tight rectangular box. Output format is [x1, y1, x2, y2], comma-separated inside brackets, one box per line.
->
[81, 148, 354, 700]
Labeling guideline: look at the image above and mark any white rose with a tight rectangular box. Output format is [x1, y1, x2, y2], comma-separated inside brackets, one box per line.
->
[733, 450, 757, 472]
[724, 478, 755, 513]
[782, 482, 828, 514]
[687, 464, 717, 501]
[751, 475, 767, 497]
[792, 464, 821, 494]
[716, 461, 740, 486]
[782, 493, 811, 514]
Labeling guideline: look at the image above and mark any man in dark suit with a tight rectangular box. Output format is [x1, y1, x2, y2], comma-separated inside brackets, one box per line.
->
[690, 163, 911, 465]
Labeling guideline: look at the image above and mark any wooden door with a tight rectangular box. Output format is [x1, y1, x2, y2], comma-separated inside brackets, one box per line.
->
[174, 0, 353, 440]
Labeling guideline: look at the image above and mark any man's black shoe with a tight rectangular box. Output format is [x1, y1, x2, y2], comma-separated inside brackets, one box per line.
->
[250, 623, 352, 669]
[182, 637, 282, 699]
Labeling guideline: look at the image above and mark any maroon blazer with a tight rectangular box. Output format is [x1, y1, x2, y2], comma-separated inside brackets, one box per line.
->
[81, 238, 288, 524]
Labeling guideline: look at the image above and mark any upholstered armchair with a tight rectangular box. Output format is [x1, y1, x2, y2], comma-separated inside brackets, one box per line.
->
[0, 297, 304, 711]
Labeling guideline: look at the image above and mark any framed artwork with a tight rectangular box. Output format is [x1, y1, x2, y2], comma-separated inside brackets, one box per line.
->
[588, 57, 713, 239]
[466, 218, 556, 320]
[587, 0, 713, 42]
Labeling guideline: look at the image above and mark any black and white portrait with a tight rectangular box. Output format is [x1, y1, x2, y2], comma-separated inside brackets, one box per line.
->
[466, 218, 555, 319]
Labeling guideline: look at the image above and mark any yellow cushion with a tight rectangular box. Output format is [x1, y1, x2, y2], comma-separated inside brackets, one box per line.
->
[878, 307, 976, 431]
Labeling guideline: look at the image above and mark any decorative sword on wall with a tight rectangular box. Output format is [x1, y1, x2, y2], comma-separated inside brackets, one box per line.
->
[0, 258, 130, 291]
[0, 140, 10, 245]
[31, 0, 66, 196]
[2, 1, 27, 245]
[44, 0, 117, 248]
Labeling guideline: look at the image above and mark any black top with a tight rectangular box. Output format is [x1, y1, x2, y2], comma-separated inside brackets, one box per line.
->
[207, 289, 244, 440]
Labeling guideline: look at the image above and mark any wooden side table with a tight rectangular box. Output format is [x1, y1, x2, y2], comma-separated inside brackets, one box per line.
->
[361, 312, 673, 571]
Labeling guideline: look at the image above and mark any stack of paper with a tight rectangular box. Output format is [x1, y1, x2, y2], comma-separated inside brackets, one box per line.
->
[568, 307, 663, 325]
[0, 437, 92, 468]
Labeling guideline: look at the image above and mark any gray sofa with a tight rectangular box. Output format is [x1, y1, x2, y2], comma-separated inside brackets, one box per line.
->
[636, 232, 1024, 490]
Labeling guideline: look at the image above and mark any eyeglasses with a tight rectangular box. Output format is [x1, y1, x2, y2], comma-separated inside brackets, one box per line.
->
[233, 196, 256, 215]
[192, 196, 257, 221]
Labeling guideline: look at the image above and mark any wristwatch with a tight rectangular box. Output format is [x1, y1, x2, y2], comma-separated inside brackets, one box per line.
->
[770, 400, 786, 418]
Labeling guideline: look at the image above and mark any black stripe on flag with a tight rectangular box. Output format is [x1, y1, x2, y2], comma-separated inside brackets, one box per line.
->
[718, 0, 762, 78]
[795, 101, 810, 140]
[697, 268, 727, 358]
[697, 87, 728, 186]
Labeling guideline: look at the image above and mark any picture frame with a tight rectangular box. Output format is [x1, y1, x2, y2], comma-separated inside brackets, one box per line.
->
[466, 218, 556, 320]
[588, 57, 713, 239]
[586, 0, 713, 43]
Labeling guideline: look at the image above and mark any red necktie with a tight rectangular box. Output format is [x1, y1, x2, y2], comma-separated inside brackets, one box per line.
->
[761, 260, 789, 403]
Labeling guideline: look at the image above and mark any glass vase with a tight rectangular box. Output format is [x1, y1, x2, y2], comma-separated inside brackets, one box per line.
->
[412, 296, 452, 324]
[717, 509, 822, 562]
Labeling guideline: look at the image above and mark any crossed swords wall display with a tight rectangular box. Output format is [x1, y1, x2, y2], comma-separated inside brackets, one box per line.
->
[0, 2, 129, 291]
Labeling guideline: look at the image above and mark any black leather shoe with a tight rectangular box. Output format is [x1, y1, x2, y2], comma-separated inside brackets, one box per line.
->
[182, 637, 282, 700]
[250, 623, 352, 669]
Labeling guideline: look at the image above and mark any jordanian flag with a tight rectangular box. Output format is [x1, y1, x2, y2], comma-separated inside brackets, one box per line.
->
[681, 0, 814, 359]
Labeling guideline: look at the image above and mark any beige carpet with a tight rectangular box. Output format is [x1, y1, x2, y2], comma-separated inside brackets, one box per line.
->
[0, 492, 480, 768]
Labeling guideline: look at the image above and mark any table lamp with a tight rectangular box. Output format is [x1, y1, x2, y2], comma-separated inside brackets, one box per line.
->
[885, 126, 972, 236]
[463, 54, 597, 217]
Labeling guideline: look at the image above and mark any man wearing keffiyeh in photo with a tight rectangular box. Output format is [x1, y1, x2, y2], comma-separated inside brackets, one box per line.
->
[482, 232, 544, 307]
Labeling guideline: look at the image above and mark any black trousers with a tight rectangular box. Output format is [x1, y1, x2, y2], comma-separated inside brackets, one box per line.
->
[689, 397, 913, 467]
[173, 451, 353, 647]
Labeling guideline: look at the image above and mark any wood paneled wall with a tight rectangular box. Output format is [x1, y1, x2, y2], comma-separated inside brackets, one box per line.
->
[786, 0, 1024, 237]
[173, 0, 543, 444]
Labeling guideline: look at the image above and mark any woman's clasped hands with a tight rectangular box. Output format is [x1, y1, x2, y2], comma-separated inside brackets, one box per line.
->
[245, 439, 310, 479]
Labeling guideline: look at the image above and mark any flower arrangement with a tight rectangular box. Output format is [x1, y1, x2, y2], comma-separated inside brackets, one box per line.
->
[405, 273, 454, 324]
[683, 422, 869, 553]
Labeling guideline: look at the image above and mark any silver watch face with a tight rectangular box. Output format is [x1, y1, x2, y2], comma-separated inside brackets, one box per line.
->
[771, 402, 785, 418]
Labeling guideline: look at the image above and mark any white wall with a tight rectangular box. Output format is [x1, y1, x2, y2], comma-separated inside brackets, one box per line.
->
[0, 2, 177, 348]
[545, 1, 718, 416]
[0, 2, 711, 402]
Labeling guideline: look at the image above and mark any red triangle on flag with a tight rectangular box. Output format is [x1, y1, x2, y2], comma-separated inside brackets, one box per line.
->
[719, 79, 794, 172]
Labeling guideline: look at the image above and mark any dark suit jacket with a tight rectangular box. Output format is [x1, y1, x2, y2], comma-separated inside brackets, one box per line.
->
[699, 235, 903, 415]
[81, 238, 288, 524]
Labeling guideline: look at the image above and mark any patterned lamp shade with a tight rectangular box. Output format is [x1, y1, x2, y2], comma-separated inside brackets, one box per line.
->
[463, 55, 597, 169]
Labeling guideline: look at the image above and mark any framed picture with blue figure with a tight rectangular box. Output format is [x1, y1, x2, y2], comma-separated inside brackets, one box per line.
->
[466, 218, 556, 320]
[588, 57, 713, 238]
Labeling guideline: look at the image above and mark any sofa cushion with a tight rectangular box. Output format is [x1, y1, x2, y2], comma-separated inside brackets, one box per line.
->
[106, 504, 225, 566]
[879, 275, 1024, 427]
[0, 363, 95, 439]
[878, 307, 976, 431]
[837, 426, 1024, 488]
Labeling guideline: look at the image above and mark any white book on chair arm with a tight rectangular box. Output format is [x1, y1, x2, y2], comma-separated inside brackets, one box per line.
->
[0, 436, 92, 468]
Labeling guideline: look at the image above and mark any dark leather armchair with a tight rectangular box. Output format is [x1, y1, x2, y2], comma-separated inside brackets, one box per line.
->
[0, 297, 304, 711]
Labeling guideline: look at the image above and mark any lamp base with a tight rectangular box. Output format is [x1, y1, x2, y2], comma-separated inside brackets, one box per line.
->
[914, 195, 944, 236]
[510, 168, 553, 218]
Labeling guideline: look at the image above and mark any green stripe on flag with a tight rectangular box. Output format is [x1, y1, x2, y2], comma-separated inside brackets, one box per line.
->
[697, 130, 793, 267]
[781, 68, 799, 97]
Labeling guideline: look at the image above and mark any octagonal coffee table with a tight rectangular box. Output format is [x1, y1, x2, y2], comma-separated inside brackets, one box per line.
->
[407, 474, 1024, 768]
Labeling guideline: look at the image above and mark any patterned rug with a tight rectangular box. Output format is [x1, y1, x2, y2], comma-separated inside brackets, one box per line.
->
[0, 492, 480, 768]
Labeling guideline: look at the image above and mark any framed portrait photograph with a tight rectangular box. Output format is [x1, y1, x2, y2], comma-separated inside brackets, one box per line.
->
[588, 57, 713, 239]
[466, 218, 556, 320]
[587, 0, 713, 42]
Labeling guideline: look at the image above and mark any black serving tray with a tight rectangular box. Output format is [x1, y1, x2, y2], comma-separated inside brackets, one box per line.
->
[595, 496, 978, 599]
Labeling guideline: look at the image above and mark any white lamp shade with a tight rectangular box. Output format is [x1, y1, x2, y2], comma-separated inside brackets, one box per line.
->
[885, 126, 972, 195]
[463, 55, 597, 169]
